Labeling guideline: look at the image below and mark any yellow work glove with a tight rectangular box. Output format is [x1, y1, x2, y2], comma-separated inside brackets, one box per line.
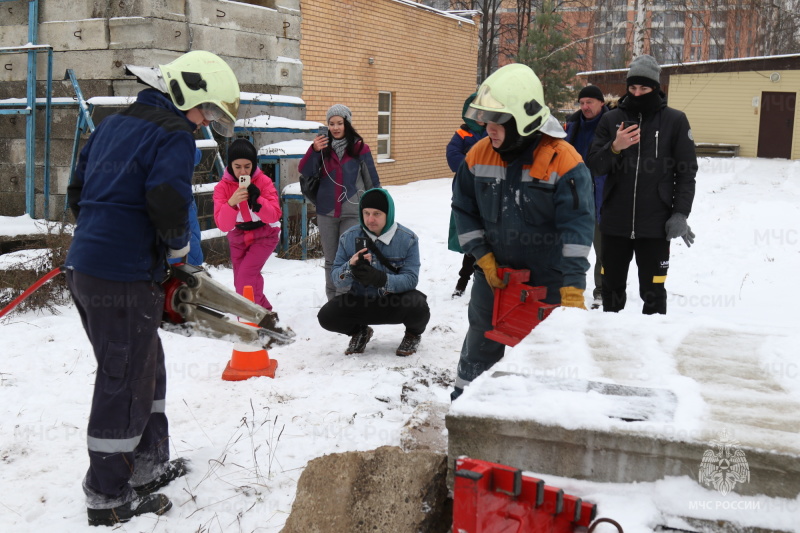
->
[560, 287, 587, 310]
[476, 252, 507, 289]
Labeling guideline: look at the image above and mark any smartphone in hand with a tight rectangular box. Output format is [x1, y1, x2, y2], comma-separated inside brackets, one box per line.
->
[355, 237, 368, 251]
[238, 175, 251, 188]
[318, 125, 329, 137]
[622, 120, 639, 130]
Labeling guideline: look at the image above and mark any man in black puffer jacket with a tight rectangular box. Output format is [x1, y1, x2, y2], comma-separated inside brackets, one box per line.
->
[587, 54, 697, 315]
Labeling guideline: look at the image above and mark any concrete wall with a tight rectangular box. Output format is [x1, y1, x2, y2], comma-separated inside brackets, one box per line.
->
[669, 70, 800, 159]
[0, 0, 303, 219]
[299, 0, 480, 186]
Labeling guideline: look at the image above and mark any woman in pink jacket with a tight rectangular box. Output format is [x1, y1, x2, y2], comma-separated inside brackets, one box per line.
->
[213, 139, 282, 310]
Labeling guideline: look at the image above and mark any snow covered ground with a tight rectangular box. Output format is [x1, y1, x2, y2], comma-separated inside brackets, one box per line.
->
[1, 157, 799, 532]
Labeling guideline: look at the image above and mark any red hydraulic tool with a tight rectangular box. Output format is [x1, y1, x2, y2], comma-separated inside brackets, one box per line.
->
[452, 457, 597, 533]
[484, 268, 558, 347]
[162, 263, 294, 347]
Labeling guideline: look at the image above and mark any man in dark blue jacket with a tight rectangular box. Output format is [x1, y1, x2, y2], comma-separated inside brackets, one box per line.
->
[65, 51, 239, 526]
[565, 85, 609, 309]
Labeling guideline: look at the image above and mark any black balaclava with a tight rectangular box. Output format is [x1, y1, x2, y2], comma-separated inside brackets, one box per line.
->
[493, 117, 538, 162]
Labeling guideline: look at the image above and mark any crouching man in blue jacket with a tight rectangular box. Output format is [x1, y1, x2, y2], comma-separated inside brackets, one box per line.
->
[318, 188, 431, 357]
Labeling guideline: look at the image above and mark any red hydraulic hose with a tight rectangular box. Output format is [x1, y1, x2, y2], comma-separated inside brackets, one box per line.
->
[0, 266, 64, 319]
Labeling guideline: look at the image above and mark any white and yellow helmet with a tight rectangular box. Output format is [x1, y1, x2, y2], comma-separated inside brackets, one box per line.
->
[161, 51, 240, 137]
[466, 63, 561, 138]
[126, 51, 240, 137]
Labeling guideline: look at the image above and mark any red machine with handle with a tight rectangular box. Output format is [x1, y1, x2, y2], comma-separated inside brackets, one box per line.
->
[484, 268, 558, 347]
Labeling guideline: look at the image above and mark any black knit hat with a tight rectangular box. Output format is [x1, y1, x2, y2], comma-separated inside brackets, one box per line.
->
[226, 138, 258, 176]
[360, 188, 389, 214]
[578, 85, 604, 102]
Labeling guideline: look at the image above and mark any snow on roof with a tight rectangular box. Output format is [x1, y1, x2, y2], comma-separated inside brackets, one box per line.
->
[257, 139, 313, 157]
[86, 96, 137, 106]
[276, 56, 302, 64]
[282, 181, 301, 196]
[236, 115, 322, 131]
[239, 92, 305, 106]
[388, 0, 476, 24]
[195, 139, 218, 149]
[578, 52, 800, 76]
[0, 97, 77, 105]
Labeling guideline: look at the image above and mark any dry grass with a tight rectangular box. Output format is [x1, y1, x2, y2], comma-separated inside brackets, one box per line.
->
[0, 221, 72, 317]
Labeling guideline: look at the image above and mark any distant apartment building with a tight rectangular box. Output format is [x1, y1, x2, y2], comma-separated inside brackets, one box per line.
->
[419, 0, 771, 73]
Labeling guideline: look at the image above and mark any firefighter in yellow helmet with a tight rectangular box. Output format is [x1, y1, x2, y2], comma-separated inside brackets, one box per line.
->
[450, 63, 595, 400]
[65, 51, 239, 526]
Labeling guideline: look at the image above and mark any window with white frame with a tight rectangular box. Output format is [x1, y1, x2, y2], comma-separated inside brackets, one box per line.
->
[377, 92, 392, 159]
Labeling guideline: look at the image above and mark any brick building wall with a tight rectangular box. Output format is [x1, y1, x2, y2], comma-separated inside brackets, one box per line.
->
[300, 0, 479, 186]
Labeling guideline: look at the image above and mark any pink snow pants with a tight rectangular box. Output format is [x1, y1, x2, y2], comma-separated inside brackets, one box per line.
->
[227, 225, 281, 310]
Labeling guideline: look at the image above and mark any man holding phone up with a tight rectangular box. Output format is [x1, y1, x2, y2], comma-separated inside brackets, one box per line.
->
[587, 54, 697, 315]
[317, 188, 430, 356]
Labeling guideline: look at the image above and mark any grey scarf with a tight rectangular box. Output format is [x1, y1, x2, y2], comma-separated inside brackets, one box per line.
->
[331, 138, 348, 160]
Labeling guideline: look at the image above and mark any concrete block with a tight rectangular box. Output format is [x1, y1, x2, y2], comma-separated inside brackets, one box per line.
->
[0, 191, 26, 216]
[281, 446, 449, 533]
[0, 23, 27, 47]
[107, 0, 186, 21]
[187, 24, 274, 60]
[446, 413, 800, 499]
[0, 1, 29, 26]
[0, 161, 26, 192]
[39, 19, 109, 51]
[41, 1, 109, 22]
[274, 36, 300, 59]
[52, 49, 183, 82]
[109, 17, 188, 52]
[276, 0, 301, 14]
[187, 0, 299, 39]
[267, 57, 302, 88]
[3, 49, 180, 83]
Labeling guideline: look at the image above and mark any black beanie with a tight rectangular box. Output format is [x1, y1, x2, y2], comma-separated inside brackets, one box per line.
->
[578, 85, 604, 102]
[226, 138, 258, 176]
[360, 188, 389, 214]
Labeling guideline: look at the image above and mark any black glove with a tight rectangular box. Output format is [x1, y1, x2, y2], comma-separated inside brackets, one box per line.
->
[247, 184, 262, 212]
[351, 262, 388, 288]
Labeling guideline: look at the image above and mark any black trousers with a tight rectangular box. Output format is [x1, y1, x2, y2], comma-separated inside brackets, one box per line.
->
[67, 270, 169, 508]
[457, 254, 476, 286]
[601, 234, 670, 315]
[317, 290, 430, 336]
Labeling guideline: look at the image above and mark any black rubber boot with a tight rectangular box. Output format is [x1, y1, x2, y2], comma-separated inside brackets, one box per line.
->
[87, 493, 172, 527]
[133, 457, 189, 495]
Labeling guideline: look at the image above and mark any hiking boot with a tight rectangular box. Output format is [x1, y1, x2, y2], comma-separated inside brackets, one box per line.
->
[133, 458, 189, 495]
[345, 326, 373, 355]
[591, 297, 602, 310]
[452, 288, 465, 298]
[87, 493, 172, 526]
[395, 333, 422, 357]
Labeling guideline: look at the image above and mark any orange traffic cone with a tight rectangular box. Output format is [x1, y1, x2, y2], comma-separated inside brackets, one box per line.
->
[239, 285, 258, 327]
[222, 342, 278, 381]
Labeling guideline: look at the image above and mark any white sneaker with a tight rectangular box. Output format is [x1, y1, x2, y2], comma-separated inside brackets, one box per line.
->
[591, 297, 602, 310]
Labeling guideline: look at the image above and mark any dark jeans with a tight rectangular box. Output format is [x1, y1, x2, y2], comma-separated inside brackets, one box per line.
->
[67, 270, 169, 508]
[317, 290, 430, 336]
[601, 234, 670, 315]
